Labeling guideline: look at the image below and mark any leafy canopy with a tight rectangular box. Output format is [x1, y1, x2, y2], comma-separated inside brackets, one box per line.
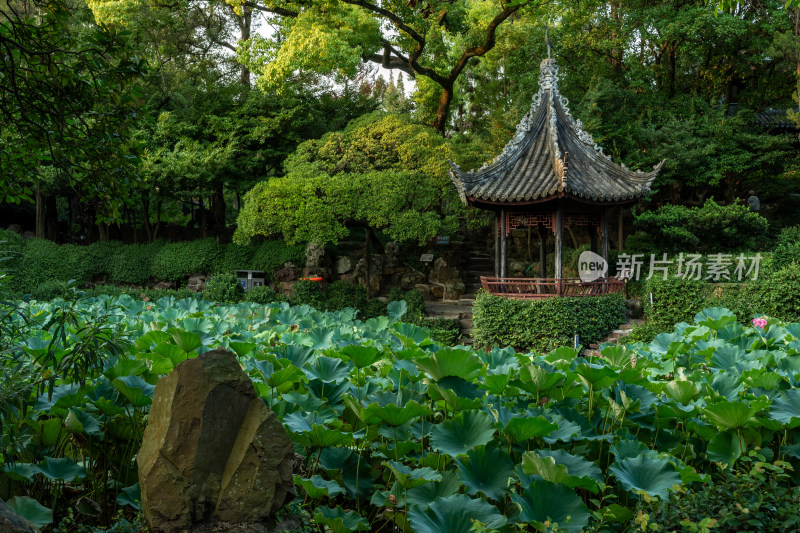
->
[234, 113, 463, 245]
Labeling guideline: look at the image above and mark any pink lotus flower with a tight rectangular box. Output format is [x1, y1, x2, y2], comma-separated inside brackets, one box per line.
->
[752, 317, 767, 329]
[146, 305, 153, 310]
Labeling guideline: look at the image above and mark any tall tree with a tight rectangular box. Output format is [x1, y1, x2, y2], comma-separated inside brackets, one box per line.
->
[238, 0, 546, 133]
[0, 0, 145, 237]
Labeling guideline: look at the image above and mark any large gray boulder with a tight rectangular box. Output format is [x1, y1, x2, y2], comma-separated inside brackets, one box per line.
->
[0, 499, 39, 533]
[138, 350, 294, 533]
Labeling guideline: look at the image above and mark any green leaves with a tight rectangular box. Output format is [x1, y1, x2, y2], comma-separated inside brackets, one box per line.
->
[408, 494, 506, 533]
[415, 348, 483, 382]
[502, 416, 558, 443]
[511, 481, 589, 532]
[7, 497, 53, 529]
[703, 401, 760, 430]
[294, 475, 346, 499]
[609, 454, 681, 499]
[430, 410, 495, 457]
[768, 389, 800, 428]
[521, 450, 603, 493]
[706, 430, 743, 465]
[455, 445, 514, 500]
[313, 507, 369, 533]
[36, 457, 86, 482]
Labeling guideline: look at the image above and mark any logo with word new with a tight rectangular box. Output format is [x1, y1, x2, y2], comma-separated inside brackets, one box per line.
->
[578, 251, 607, 282]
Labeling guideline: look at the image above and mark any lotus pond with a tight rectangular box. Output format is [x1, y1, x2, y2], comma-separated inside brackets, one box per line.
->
[1, 295, 799, 532]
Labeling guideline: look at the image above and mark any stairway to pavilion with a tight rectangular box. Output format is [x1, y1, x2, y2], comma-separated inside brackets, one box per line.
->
[583, 319, 644, 357]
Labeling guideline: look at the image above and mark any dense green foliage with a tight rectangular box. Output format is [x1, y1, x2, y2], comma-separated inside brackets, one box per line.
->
[637, 453, 800, 532]
[234, 113, 465, 246]
[637, 266, 800, 341]
[773, 225, 800, 271]
[0, 0, 145, 209]
[472, 291, 627, 352]
[643, 277, 710, 332]
[4, 297, 800, 531]
[202, 274, 245, 304]
[632, 199, 770, 254]
[149, 239, 223, 281]
[2, 237, 305, 294]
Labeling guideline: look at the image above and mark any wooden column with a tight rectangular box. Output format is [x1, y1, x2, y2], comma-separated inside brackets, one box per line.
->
[494, 212, 500, 277]
[589, 223, 598, 254]
[500, 208, 508, 277]
[554, 207, 563, 280]
[538, 224, 547, 278]
[602, 208, 610, 266]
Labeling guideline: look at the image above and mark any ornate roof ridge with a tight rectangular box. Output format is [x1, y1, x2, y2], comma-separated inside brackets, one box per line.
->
[448, 56, 664, 206]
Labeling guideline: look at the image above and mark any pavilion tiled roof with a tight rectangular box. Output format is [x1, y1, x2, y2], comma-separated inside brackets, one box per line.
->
[450, 58, 663, 206]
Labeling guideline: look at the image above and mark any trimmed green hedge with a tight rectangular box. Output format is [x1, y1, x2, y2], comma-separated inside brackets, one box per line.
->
[2, 238, 305, 294]
[150, 239, 224, 281]
[633, 266, 800, 342]
[472, 290, 626, 353]
[642, 276, 708, 331]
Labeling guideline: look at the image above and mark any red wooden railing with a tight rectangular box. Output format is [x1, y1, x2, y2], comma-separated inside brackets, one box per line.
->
[480, 276, 625, 299]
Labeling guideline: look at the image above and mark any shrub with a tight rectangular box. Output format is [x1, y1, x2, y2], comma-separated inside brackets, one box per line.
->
[243, 285, 287, 305]
[389, 287, 425, 321]
[637, 453, 800, 532]
[643, 276, 708, 330]
[424, 317, 461, 346]
[150, 239, 223, 281]
[251, 241, 306, 281]
[29, 279, 73, 301]
[291, 280, 325, 308]
[109, 242, 162, 285]
[633, 199, 769, 254]
[0, 228, 25, 262]
[753, 266, 800, 322]
[80, 285, 200, 301]
[84, 241, 123, 280]
[324, 281, 368, 314]
[14, 238, 72, 293]
[363, 298, 388, 319]
[217, 243, 257, 274]
[772, 225, 800, 271]
[472, 290, 626, 353]
[624, 322, 662, 344]
[203, 274, 245, 304]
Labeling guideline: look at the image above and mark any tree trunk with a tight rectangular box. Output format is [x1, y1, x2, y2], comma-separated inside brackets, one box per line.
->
[98, 222, 108, 242]
[199, 197, 207, 239]
[153, 200, 162, 241]
[364, 227, 372, 298]
[45, 194, 58, 241]
[141, 195, 152, 243]
[35, 183, 45, 238]
[238, 4, 252, 86]
[433, 84, 454, 134]
[668, 46, 676, 98]
[212, 184, 226, 241]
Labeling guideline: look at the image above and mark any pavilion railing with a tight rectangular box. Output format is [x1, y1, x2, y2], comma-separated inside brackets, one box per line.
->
[480, 276, 625, 299]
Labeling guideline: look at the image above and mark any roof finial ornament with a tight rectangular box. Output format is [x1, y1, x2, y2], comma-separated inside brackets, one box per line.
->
[545, 28, 554, 60]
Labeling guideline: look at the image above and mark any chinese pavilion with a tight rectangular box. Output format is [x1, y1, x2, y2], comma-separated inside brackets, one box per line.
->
[449, 56, 663, 298]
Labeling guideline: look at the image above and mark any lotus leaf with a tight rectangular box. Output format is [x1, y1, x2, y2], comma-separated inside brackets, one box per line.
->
[454, 445, 514, 500]
[7, 497, 52, 529]
[408, 494, 506, 533]
[429, 410, 495, 457]
[609, 453, 681, 499]
[511, 481, 589, 532]
[313, 507, 369, 533]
